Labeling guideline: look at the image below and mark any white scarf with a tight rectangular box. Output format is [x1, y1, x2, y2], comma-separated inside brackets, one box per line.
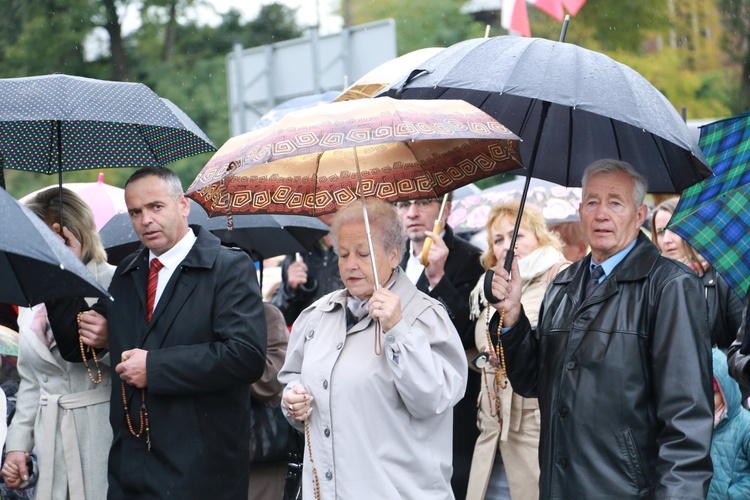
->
[469, 246, 566, 320]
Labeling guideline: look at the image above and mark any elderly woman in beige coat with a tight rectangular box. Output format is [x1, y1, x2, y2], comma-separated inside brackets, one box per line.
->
[2, 188, 114, 500]
[466, 201, 569, 500]
[279, 198, 467, 500]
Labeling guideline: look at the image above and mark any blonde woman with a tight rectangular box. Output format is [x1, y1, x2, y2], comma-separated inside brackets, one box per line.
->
[651, 198, 742, 349]
[466, 201, 569, 500]
[2, 187, 114, 500]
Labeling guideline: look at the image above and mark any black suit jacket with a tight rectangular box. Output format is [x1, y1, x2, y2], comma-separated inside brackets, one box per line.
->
[48, 226, 267, 499]
[399, 224, 484, 346]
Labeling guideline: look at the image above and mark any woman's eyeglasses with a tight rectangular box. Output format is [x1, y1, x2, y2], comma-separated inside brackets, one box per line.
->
[394, 199, 439, 211]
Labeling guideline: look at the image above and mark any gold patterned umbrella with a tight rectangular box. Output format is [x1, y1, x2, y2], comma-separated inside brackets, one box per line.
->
[186, 96, 522, 217]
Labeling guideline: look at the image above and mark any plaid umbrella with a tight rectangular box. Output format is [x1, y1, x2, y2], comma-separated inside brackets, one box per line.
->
[0, 74, 216, 187]
[668, 112, 750, 300]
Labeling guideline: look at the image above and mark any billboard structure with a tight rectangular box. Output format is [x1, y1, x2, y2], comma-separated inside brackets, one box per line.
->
[227, 19, 397, 135]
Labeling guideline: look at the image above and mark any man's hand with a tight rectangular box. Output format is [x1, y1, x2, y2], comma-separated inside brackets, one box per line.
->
[77, 310, 109, 350]
[1, 451, 30, 489]
[423, 230, 449, 289]
[488, 256, 523, 328]
[286, 261, 309, 289]
[116, 348, 148, 388]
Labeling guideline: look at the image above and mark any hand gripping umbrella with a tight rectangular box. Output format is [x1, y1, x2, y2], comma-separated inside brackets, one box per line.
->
[0, 187, 112, 307]
[186, 96, 522, 297]
[381, 35, 711, 294]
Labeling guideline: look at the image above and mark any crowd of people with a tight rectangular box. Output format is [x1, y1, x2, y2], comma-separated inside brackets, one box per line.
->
[1, 158, 750, 499]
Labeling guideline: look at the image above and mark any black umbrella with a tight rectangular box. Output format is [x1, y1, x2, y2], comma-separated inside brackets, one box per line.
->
[99, 199, 330, 265]
[0, 187, 112, 306]
[0, 74, 216, 233]
[383, 35, 711, 273]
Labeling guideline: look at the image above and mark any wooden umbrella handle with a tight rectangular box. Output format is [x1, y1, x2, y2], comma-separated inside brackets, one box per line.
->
[419, 220, 444, 267]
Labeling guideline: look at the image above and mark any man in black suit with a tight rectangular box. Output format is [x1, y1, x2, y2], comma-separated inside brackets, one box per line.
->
[396, 194, 484, 500]
[46, 167, 266, 499]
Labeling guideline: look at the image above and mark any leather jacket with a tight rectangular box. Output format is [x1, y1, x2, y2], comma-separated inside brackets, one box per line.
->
[495, 233, 713, 499]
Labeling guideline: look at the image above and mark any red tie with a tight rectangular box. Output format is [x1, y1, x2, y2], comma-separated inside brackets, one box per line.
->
[146, 258, 164, 323]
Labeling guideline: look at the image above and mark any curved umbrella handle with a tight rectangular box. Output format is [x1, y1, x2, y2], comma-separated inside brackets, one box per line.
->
[419, 220, 443, 267]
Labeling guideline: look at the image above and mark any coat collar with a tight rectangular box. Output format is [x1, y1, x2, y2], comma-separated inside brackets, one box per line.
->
[119, 225, 221, 275]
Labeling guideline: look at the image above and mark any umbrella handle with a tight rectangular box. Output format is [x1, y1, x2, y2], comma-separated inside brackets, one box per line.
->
[419, 221, 443, 267]
[483, 270, 502, 304]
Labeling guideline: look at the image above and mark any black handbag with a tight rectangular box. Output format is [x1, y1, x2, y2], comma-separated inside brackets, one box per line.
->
[249, 397, 295, 464]
[282, 429, 305, 500]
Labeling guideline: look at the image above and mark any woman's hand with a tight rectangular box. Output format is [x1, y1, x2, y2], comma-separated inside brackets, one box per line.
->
[283, 384, 313, 421]
[77, 310, 109, 350]
[1, 451, 30, 489]
[51, 223, 83, 262]
[369, 288, 401, 332]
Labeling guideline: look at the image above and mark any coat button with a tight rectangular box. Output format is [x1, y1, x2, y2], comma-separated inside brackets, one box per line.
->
[42, 374, 48, 382]
[306, 330, 315, 339]
[566, 361, 576, 370]
[335, 342, 343, 350]
[324, 427, 331, 437]
[386, 334, 395, 343]
[325, 470, 333, 480]
[323, 379, 328, 389]
[558, 407, 568, 417]
[558, 458, 568, 468]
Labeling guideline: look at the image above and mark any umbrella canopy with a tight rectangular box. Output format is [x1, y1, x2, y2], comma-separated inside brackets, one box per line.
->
[186, 96, 522, 217]
[0, 187, 112, 306]
[334, 47, 444, 102]
[0, 75, 215, 178]
[19, 172, 126, 230]
[0, 325, 18, 357]
[252, 91, 340, 131]
[99, 199, 330, 265]
[448, 177, 582, 233]
[668, 112, 750, 300]
[382, 36, 710, 193]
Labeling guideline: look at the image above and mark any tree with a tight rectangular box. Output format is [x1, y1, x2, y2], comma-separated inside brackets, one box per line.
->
[718, 0, 750, 112]
[344, 0, 485, 55]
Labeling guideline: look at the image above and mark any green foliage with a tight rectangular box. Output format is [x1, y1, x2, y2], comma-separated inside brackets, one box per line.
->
[1, 1, 302, 196]
[349, 0, 485, 55]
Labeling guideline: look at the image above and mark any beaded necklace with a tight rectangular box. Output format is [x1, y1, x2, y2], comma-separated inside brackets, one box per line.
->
[77, 313, 102, 384]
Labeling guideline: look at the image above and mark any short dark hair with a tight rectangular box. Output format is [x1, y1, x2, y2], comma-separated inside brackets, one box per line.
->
[125, 167, 184, 201]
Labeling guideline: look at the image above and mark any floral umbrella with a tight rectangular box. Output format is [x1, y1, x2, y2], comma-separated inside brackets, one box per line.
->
[448, 177, 581, 233]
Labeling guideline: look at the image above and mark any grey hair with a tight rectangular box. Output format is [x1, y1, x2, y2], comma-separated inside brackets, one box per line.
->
[581, 159, 648, 207]
[125, 166, 184, 202]
[329, 198, 406, 257]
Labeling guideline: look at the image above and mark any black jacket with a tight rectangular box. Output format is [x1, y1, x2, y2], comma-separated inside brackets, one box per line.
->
[702, 266, 743, 348]
[47, 226, 267, 499]
[496, 233, 713, 499]
[399, 224, 484, 345]
[271, 242, 342, 326]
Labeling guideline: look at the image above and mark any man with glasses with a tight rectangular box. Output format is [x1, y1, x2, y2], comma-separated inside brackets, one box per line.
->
[396, 193, 484, 500]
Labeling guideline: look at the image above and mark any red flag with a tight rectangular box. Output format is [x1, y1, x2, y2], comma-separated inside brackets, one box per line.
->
[562, 0, 587, 16]
[501, 0, 531, 37]
[532, 0, 565, 22]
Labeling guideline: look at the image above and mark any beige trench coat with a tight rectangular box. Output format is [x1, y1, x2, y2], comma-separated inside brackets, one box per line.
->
[278, 269, 467, 500]
[466, 260, 568, 500]
[6, 260, 114, 500]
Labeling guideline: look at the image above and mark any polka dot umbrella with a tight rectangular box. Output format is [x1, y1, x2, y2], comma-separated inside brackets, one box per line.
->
[0, 74, 216, 189]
